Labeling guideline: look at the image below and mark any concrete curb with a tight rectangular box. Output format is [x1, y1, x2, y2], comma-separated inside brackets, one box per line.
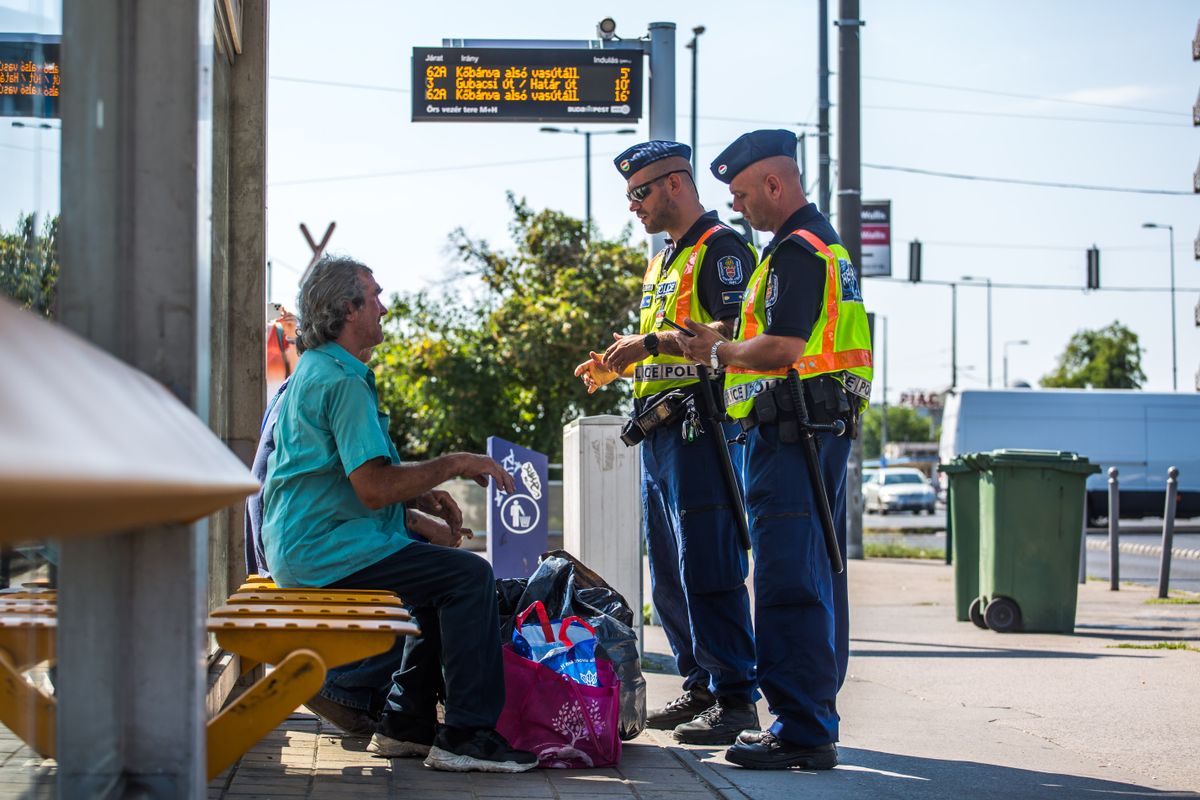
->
[640, 729, 749, 800]
[1086, 539, 1200, 560]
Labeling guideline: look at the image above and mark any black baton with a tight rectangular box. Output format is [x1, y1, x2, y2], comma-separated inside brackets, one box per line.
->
[694, 364, 752, 552]
[661, 318, 751, 552]
[786, 369, 846, 574]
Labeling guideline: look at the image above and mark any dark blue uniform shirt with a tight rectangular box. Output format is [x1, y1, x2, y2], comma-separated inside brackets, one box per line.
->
[757, 203, 841, 340]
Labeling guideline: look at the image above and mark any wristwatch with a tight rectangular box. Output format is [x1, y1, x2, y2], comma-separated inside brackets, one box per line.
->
[644, 332, 660, 357]
[709, 341, 723, 370]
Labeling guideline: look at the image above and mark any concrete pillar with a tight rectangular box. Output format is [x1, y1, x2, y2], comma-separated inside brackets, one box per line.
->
[223, 0, 270, 591]
[562, 416, 643, 649]
[57, 0, 213, 795]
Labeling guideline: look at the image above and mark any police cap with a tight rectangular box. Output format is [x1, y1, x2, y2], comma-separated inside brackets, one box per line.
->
[710, 129, 798, 184]
[614, 140, 691, 177]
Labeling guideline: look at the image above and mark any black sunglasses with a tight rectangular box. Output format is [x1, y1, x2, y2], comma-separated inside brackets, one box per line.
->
[626, 169, 690, 203]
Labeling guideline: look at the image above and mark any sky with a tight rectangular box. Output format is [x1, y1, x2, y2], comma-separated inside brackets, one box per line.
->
[2, 0, 1198, 401]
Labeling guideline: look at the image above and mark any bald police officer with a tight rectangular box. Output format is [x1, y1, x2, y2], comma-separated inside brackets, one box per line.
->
[574, 140, 759, 744]
[680, 130, 873, 769]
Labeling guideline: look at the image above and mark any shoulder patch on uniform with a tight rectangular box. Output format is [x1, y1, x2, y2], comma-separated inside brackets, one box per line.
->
[765, 273, 779, 308]
[838, 257, 863, 302]
[716, 255, 743, 285]
[721, 291, 744, 306]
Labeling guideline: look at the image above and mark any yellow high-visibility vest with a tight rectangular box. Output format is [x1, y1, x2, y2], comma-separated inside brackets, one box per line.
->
[634, 224, 752, 399]
[723, 228, 873, 419]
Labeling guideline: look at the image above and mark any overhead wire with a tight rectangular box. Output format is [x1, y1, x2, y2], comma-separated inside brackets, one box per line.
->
[863, 104, 1183, 128]
[859, 74, 1187, 118]
[859, 162, 1193, 196]
[871, 277, 1200, 293]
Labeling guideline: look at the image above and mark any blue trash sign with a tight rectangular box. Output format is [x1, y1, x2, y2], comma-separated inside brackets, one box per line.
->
[486, 436, 548, 579]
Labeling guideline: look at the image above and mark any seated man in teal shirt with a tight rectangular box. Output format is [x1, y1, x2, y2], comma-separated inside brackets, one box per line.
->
[263, 255, 535, 774]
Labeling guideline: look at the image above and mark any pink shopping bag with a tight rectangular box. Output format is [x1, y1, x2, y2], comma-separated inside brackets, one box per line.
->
[496, 644, 621, 769]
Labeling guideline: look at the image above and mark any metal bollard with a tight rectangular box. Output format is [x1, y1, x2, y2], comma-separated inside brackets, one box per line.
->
[1078, 493, 1088, 585]
[1108, 467, 1120, 591]
[1157, 466, 1179, 599]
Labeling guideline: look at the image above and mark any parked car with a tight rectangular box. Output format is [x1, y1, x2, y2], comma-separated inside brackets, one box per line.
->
[863, 468, 937, 515]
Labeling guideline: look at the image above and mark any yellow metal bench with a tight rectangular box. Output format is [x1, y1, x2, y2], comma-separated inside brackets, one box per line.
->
[0, 588, 419, 780]
[0, 614, 56, 757]
[205, 614, 417, 778]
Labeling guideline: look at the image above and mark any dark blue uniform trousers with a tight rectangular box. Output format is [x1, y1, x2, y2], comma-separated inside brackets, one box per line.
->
[328, 541, 502, 730]
[744, 422, 850, 747]
[642, 418, 757, 703]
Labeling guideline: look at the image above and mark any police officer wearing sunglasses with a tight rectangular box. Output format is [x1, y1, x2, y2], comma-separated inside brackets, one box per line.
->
[574, 140, 759, 745]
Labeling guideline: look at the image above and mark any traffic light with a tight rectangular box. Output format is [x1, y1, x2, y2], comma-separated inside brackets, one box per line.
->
[908, 239, 922, 282]
[1086, 246, 1100, 290]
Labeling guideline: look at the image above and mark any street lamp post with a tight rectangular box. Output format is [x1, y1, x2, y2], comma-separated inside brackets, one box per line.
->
[1003, 339, 1029, 388]
[684, 26, 705, 173]
[539, 126, 637, 234]
[1142, 222, 1177, 391]
[962, 275, 993, 388]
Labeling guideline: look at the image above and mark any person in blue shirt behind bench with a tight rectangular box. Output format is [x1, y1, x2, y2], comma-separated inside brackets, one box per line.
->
[262, 254, 536, 773]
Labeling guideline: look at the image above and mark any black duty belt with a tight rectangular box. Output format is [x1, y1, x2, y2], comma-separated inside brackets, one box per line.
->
[737, 374, 860, 440]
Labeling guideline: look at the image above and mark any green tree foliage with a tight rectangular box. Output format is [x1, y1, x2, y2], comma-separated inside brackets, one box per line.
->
[861, 405, 936, 459]
[374, 194, 644, 461]
[0, 213, 59, 317]
[1040, 321, 1146, 389]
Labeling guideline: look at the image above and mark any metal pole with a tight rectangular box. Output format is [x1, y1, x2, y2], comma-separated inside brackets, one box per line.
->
[1078, 492, 1088, 584]
[1157, 466, 1179, 598]
[688, 28, 700, 172]
[837, 0, 863, 559]
[986, 279, 993, 388]
[880, 315, 888, 464]
[647, 22, 676, 257]
[584, 131, 592, 234]
[1169, 225, 1177, 391]
[1108, 467, 1120, 591]
[818, 0, 831, 214]
[798, 131, 808, 193]
[951, 283, 958, 388]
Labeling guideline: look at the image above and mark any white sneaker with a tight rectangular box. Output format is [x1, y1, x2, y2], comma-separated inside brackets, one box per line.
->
[368, 732, 432, 758]
[421, 727, 537, 773]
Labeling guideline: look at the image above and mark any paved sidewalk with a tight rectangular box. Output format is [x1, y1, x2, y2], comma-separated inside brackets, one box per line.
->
[202, 559, 1199, 800]
[4, 558, 1197, 798]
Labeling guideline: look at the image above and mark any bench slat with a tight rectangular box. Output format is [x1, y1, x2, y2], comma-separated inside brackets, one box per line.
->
[211, 603, 411, 620]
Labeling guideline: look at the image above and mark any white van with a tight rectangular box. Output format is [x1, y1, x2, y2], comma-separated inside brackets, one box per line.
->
[939, 388, 1200, 523]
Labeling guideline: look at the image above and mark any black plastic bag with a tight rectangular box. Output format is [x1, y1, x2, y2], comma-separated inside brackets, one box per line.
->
[496, 551, 646, 740]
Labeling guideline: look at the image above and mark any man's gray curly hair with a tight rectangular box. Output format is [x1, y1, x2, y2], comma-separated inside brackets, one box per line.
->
[295, 255, 373, 354]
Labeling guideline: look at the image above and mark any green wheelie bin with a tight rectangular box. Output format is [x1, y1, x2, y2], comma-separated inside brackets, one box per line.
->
[974, 449, 1100, 633]
[938, 456, 985, 624]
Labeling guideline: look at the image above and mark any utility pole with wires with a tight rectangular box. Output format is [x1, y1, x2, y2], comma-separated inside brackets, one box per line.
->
[818, 0, 832, 215]
[837, 0, 865, 560]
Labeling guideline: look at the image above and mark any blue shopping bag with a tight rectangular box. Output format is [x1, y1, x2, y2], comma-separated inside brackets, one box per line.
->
[513, 601, 601, 687]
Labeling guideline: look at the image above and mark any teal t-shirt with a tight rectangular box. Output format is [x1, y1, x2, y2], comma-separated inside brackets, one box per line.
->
[262, 342, 411, 587]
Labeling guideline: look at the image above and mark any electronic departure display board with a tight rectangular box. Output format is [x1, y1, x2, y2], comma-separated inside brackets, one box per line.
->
[412, 47, 642, 123]
[0, 36, 60, 119]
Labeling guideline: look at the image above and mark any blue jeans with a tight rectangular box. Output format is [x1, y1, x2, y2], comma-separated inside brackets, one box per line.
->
[642, 418, 757, 704]
[318, 637, 406, 716]
[327, 541, 502, 730]
[744, 422, 850, 747]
